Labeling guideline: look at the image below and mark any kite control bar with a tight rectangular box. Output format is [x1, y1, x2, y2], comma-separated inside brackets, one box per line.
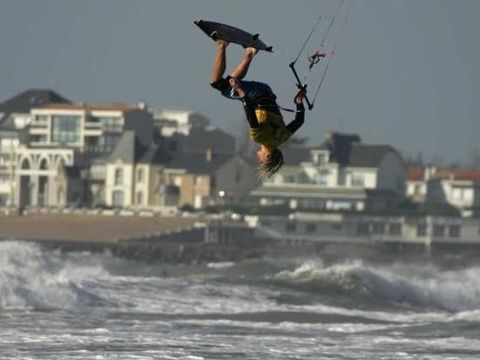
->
[289, 62, 314, 110]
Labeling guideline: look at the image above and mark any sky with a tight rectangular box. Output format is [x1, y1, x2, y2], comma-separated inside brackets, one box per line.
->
[0, 0, 479, 165]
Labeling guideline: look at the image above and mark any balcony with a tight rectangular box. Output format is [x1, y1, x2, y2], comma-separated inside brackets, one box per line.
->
[30, 122, 48, 128]
[85, 121, 102, 129]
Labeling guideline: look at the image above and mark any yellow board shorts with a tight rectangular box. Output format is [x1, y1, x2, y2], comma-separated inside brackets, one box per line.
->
[249, 109, 292, 149]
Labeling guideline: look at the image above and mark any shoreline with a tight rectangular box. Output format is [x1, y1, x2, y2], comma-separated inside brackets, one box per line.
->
[0, 213, 261, 263]
[0, 213, 199, 244]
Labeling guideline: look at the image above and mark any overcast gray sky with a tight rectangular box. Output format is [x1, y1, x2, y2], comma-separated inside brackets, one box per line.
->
[0, 0, 479, 164]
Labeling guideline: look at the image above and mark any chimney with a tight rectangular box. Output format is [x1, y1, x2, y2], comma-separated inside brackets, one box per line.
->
[206, 148, 213, 162]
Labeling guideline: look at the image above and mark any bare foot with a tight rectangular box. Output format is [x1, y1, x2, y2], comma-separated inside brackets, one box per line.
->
[215, 38, 229, 48]
[245, 47, 258, 57]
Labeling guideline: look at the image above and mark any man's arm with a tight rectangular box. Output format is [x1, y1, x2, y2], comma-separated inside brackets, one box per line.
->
[285, 103, 305, 134]
[210, 40, 228, 84]
[285, 87, 306, 133]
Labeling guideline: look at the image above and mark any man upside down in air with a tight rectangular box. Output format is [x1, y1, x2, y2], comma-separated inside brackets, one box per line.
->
[209, 39, 307, 178]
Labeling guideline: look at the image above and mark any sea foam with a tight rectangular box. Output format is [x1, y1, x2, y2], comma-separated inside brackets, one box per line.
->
[0, 241, 111, 310]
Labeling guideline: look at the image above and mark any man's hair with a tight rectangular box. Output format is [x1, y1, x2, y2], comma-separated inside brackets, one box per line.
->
[257, 148, 284, 178]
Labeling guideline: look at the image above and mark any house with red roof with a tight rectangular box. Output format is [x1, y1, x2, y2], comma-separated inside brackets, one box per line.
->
[406, 166, 480, 213]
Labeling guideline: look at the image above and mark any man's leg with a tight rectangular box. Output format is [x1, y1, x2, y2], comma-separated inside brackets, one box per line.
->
[230, 47, 258, 80]
[210, 40, 229, 84]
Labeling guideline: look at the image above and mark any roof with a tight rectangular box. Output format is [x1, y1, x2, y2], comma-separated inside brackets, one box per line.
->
[167, 152, 232, 174]
[311, 131, 397, 168]
[406, 167, 480, 183]
[139, 146, 232, 175]
[282, 145, 311, 166]
[449, 170, 480, 182]
[347, 144, 396, 168]
[169, 127, 236, 154]
[312, 132, 361, 166]
[406, 167, 424, 181]
[0, 89, 70, 114]
[138, 146, 173, 164]
[108, 131, 148, 163]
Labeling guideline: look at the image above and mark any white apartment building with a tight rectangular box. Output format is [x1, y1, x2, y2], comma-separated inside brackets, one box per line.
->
[150, 109, 210, 136]
[0, 89, 72, 206]
[15, 102, 154, 209]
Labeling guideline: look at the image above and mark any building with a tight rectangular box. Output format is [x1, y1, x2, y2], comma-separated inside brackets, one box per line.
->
[0, 89, 71, 206]
[405, 167, 427, 203]
[252, 132, 406, 211]
[150, 109, 210, 137]
[14, 100, 154, 209]
[427, 169, 480, 212]
[406, 166, 480, 215]
[104, 131, 258, 210]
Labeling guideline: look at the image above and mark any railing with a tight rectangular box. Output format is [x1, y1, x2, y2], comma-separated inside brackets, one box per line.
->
[84, 122, 102, 129]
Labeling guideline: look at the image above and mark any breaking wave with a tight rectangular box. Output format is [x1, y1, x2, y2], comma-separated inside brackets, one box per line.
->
[3, 241, 480, 315]
[270, 259, 480, 312]
[0, 241, 114, 311]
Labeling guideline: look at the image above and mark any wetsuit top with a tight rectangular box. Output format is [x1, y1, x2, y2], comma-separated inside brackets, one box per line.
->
[211, 76, 276, 101]
[211, 77, 305, 149]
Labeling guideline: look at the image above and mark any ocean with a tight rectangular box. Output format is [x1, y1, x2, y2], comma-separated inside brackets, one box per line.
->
[1, 240, 480, 360]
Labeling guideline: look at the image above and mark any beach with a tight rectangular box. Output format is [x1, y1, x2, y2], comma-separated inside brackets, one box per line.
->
[0, 213, 198, 244]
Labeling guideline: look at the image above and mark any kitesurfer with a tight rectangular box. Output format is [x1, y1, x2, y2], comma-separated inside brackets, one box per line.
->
[210, 39, 306, 178]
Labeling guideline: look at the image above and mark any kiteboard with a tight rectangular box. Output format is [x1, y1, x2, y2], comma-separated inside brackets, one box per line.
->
[194, 19, 273, 53]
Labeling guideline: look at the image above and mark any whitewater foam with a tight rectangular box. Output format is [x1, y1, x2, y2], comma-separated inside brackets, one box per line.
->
[271, 259, 480, 313]
[0, 241, 112, 310]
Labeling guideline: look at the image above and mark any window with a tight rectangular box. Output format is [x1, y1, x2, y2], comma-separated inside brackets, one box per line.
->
[98, 117, 123, 132]
[51, 115, 81, 144]
[452, 187, 472, 201]
[372, 222, 385, 235]
[417, 224, 427, 236]
[104, 135, 119, 152]
[90, 164, 106, 179]
[29, 135, 47, 143]
[35, 115, 48, 124]
[300, 199, 325, 209]
[352, 174, 365, 187]
[452, 188, 461, 199]
[114, 168, 123, 186]
[433, 225, 445, 238]
[357, 222, 370, 235]
[414, 184, 422, 195]
[136, 191, 144, 205]
[314, 174, 328, 186]
[112, 190, 124, 207]
[449, 225, 461, 238]
[313, 152, 328, 165]
[137, 168, 145, 183]
[164, 186, 179, 206]
[389, 223, 402, 235]
[306, 223, 316, 234]
[286, 223, 296, 233]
